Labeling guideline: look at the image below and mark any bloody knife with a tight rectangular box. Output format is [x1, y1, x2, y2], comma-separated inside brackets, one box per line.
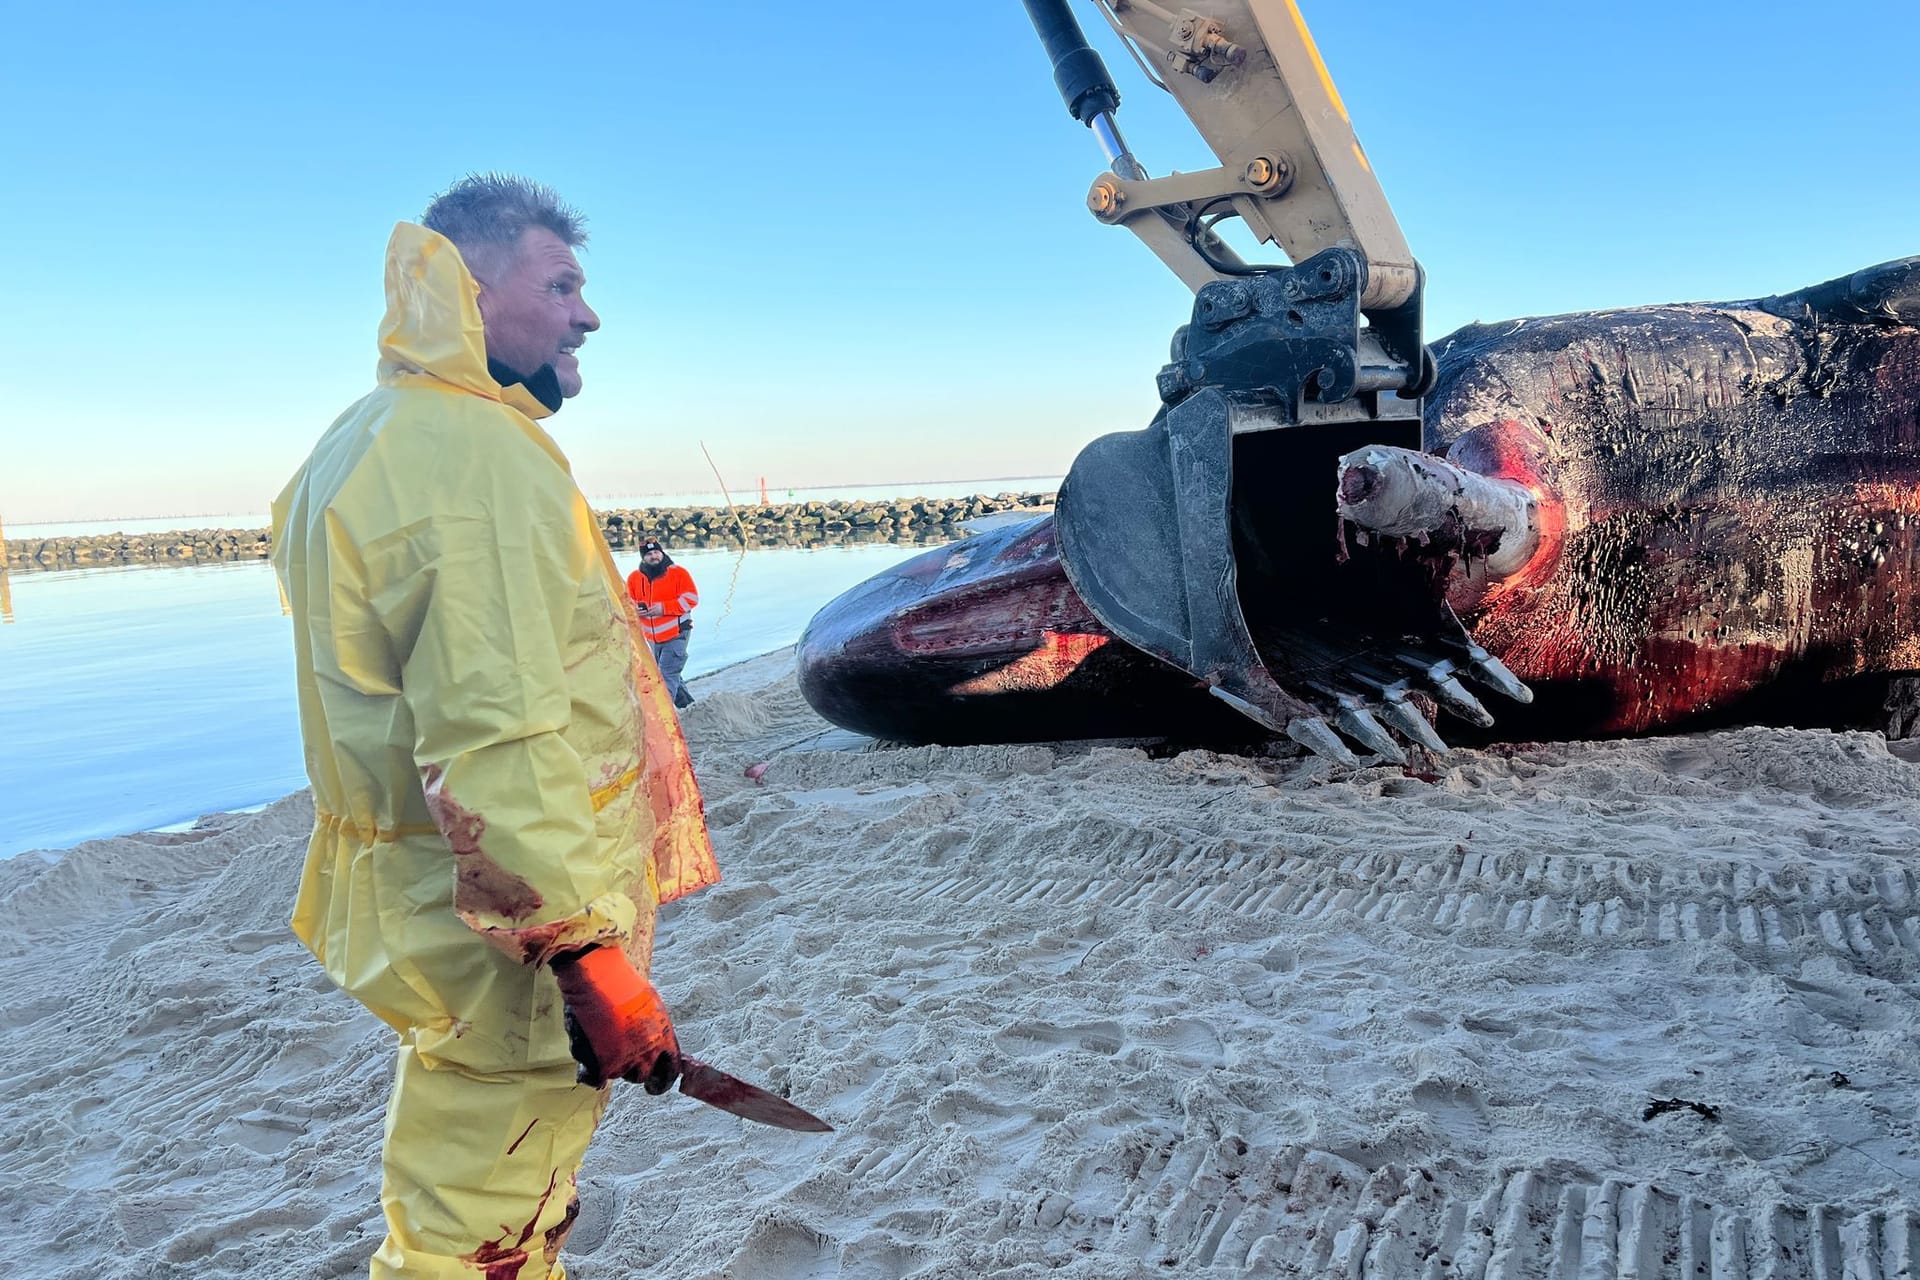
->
[675, 1055, 833, 1132]
[564, 1010, 831, 1131]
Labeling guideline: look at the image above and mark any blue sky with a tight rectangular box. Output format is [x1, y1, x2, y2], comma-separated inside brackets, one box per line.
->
[2, 1, 1914, 524]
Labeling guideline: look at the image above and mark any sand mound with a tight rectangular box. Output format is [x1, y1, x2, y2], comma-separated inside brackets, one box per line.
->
[3, 651, 1916, 1278]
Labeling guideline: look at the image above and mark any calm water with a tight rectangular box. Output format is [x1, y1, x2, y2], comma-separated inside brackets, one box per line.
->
[0, 541, 955, 859]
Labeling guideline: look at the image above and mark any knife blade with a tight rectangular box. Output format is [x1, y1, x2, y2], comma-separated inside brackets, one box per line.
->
[676, 1056, 833, 1132]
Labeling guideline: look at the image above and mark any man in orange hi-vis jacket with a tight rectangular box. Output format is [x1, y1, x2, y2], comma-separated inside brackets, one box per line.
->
[627, 539, 699, 708]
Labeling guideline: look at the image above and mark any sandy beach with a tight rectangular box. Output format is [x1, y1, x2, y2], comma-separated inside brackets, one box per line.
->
[3, 649, 1916, 1278]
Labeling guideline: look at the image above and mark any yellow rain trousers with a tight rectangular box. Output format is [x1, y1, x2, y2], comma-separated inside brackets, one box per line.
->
[271, 223, 720, 1279]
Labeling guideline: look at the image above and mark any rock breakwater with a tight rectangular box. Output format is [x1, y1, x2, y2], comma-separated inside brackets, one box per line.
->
[3, 491, 1056, 572]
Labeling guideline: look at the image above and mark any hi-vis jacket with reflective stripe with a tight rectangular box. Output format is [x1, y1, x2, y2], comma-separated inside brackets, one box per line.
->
[270, 223, 719, 1049]
[627, 563, 698, 643]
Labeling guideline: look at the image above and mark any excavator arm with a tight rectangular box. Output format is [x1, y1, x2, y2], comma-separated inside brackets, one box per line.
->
[1026, 0, 1430, 411]
[1045, 1, 1416, 303]
[1023, 0, 1528, 760]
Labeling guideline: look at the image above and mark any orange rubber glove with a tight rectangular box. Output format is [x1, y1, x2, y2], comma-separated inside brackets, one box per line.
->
[550, 946, 682, 1092]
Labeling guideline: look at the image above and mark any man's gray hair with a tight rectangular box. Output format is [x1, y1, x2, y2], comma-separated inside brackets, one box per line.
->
[421, 173, 587, 279]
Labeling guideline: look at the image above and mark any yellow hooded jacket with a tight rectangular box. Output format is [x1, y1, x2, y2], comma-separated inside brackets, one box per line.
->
[271, 223, 719, 1064]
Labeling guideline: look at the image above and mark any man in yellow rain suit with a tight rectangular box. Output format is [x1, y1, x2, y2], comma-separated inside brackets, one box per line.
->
[272, 173, 720, 1279]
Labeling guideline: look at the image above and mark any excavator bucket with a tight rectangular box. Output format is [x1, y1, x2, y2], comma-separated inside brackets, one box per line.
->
[1055, 248, 1527, 760]
[1058, 390, 1421, 759]
[1059, 381, 1477, 760]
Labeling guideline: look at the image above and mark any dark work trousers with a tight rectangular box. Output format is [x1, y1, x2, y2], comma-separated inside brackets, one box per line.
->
[653, 634, 690, 706]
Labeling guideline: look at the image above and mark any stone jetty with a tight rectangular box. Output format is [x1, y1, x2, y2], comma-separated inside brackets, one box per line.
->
[3, 491, 1057, 572]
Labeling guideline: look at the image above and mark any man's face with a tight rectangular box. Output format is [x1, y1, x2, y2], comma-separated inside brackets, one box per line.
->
[474, 226, 601, 397]
[643, 548, 666, 567]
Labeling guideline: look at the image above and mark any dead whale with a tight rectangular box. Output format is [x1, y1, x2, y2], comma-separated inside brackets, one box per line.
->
[798, 258, 1920, 751]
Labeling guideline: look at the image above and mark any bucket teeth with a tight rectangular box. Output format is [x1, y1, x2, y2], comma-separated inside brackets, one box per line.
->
[1286, 716, 1361, 767]
[1206, 684, 1282, 732]
[1225, 624, 1528, 760]
[1394, 649, 1500, 727]
[1333, 704, 1407, 763]
[1463, 644, 1534, 704]
[1430, 672, 1495, 727]
[1378, 696, 1449, 752]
